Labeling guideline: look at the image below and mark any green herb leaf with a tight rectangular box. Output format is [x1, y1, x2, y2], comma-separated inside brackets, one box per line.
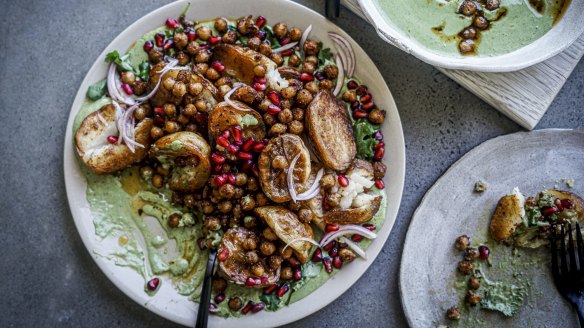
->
[138, 61, 150, 81]
[353, 119, 380, 160]
[86, 79, 107, 101]
[105, 50, 136, 73]
[260, 293, 281, 311]
[317, 42, 333, 65]
[180, 2, 190, 17]
[262, 25, 281, 49]
[105, 50, 120, 63]
[477, 267, 527, 317]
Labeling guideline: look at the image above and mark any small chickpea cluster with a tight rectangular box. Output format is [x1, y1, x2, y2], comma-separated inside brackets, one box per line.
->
[457, 0, 501, 54]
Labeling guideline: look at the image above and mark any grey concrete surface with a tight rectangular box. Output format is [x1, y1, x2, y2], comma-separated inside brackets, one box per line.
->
[0, 0, 582, 327]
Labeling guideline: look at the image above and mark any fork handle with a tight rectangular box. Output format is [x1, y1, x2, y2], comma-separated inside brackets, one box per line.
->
[576, 300, 584, 328]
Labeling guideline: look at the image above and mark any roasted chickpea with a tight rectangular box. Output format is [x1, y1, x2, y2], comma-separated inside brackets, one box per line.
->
[218, 200, 233, 213]
[263, 227, 279, 241]
[466, 291, 481, 306]
[323, 65, 339, 79]
[247, 177, 259, 192]
[206, 216, 222, 231]
[241, 195, 256, 211]
[288, 27, 302, 41]
[134, 105, 149, 121]
[185, 123, 197, 132]
[291, 108, 304, 121]
[320, 174, 336, 189]
[245, 250, 259, 264]
[455, 235, 471, 251]
[446, 307, 461, 320]
[301, 62, 316, 74]
[253, 64, 266, 77]
[280, 98, 292, 110]
[473, 16, 489, 30]
[280, 246, 293, 259]
[295, 89, 313, 107]
[247, 36, 261, 51]
[165, 121, 180, 134]
[368, 108, 385, 124]
[260, 241, 276, 256]
[237, 15, 257, 35]
[270, 52, 284, 66]
[177, 114, 189, 125]
[251, 262, 265, 277]
[152, 174, 163, 188]
[205, 67, 220, 81]
[196, 26, 212, 41]
[120, 71, 136, 84]
[132, 81, 147, 96]
[373, 162, 387, 180]
[212, 277, 227, 293]
[298, 208, 313, 223]
[319, 79, 334, 91]
[183, 194, 195, 208]
[288, 54, 301, 67]
[172, 82, 187, 98]
[243, 215, 256, 229]
[268, 255, 283, 270]
[465, 247, 480, 261]
[183, 104, 196, 117]
[163, 77, 176, 91]
[280, 266, 293, 280]
[460, 1, 477, 16]
[140, 166, 154, 180]
[196, 63, 208, 75]
[259, 99, 272, 112]
[148, 49, 164, 63]
[156, 165, 170, 176]
[281, 86, 297, 99]
[259, 42, 272, 56]
[485, 0, 500, 10]
[339, 249, 356, 264]
[228, 297, 243, 311]
[195, 49, 211, 63]
[255, 193, 270, 206]
[214, 17, 228, 33]
[461, 27, 477, 40]
[167, 213, 181, 228]
[273, 22, 288, 39]
[176, 51, 190, 65]
[326, 192, 341, 207]
[219, 184, 236, 199]
[223, 30, 238, 44]
[163, 103, 176, 117]
[468, 275, 481, 290]
[303, 40, 320, 56]
[174, 32, 188, 49]
[459, 39, 475, 53]
[287, 120, 304, 135]
[277, 108, 293, 124]
[342, 90, 357, 103]
[150, 126, 164, 140]
[235, 172, 248, 186]
[186, 41, 200, 56]
[305, 55, 318, 65]
[219, 84, 232, 97]
[243, 237, 257, 251]
[458, 260, 474, 275]
[269, 123, 287, 136]
[195, 98, 208, 112]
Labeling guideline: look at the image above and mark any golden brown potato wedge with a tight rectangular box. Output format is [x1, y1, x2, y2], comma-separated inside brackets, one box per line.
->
[277, 66, 300, 80]
[258, 134, 311, 203]
[306, 91, 356, 171]
[218, 227, 280, 287]
[75, 104, 152, 175]
[148, 63, 219, 107]
[150, 132, 211, 192]
[207, 101, 265, 141]
[254, 206, 314, 263]
[489, 194, 525, 242]
[212, 44, 276, 85]
[323, 195, 382, 225]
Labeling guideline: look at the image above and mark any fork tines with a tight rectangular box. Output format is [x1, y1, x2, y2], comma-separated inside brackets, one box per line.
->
[551, 223, 584, 277]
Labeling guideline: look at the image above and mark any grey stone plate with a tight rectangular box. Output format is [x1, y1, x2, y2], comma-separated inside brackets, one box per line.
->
[399, 129, 584, 327]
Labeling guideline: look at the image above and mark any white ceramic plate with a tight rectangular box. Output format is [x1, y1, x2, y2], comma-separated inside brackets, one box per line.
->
[63, 0, 405, 326]
[359, 0, 584, 72]
[400, 129, 584, 327]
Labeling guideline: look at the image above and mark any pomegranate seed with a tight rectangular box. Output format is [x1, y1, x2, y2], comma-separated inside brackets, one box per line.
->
[374, 141, 385, 150]
[328, 247, 338, 257]
[232, 126, 243, 145]
[373, 130, 384, 140]
[153, 115, 165, 126]
[542, 206, 557, 217]
[255, 30, 267, 40]
[216, 136, 230, 148]
[347, 80, 359, 89]
[251, 165, 260, 177]
[194, 112, 206, 123]
[351, 234, 364, 242]
[375, 179, 385, 189]
[211, 61, 225, 72]
[288, 256, 301, 268]
[146, 277, 160, 291]
[241, 301, 253, 315]
[227, 144, 240, 155]
[197, 237, 207, 250]
[300, 73, 314, 82]
[214, 175, 227, 187]
[164, 18, 178, 28]
[107, 136, 118, 144]
[253, 82, 267, 91]
[353, 110, 368, 119]
[121, 83, 134, 95]
[264, 284, 278, 294]
[325, 224, 339, 233]
[163, 38, 174, 51]
[252, 302, 265, 313]
[186, 29, 197, 42]
[221, 129, 231, 139]
[281, 49, 294, 56]
[323, 241, 336, 252]
[245, 277, 258, 287]
[242, 160, 253, 171]
[212, 164, 222, 174]
[143, 40, 154, 52]
[356, 85, 368, 96]
[350, 101, 360, 110]
[362, 223, 376, 231]
[333, 256, 343, 269]
[211, 153, 225, 164]
[277, 283, 289, 299]
[323, 257, 333, 273]
[561, 199, 574, 209]
[479, 245, 490, 260]
[237, 151, 253, 161]
[374, 147, 384, 160]
[267, 104, 282, 115]
[253, 142, 265, 153]
[362, 102, 375, 111]
[254, 77, 267, 84]
[214, 293, 225, 304]
[311, 248, 323, 262]
[242, 137, 255, 151]
[227, 173, 237, 185]
[337, 174, 349, 187]
[338, 242, 348, 249]
[314, 71, 325, 80]
[256, 16, 267, 28]
[209, 303, 218, 313]
[260, 275, 268, 284]
[280, 37, 291, 45]
[293, 269, 302, 281]
[208, 36, 222, 46]
[154, 107, 165, 115]
[154, 33, 165, 47]
[217, 248, 229, 261]
[360, 93, 372, 103]
[267, 91, 281, 105]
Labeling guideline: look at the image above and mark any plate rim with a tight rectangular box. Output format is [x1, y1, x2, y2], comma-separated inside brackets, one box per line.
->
[63, 0, 406, 326]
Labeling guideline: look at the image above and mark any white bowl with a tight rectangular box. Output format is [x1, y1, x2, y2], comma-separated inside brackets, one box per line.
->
[359, 0, 584, 72]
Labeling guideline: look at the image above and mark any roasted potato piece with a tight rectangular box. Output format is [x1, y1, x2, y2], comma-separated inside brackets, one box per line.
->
[346, 159, 374, 180]
[306, 91, 356, 171]
[75, 104, 152, 175]
[150, 132, 211, 192]
[489, 190, 525, 242]
[255, 206, 314, 263]
[207, 101, 265, 141]
[233, 84, 264, 105]
[258, 134, 311, 203]
[218, 227, 280, 287]
[212, 44, 276, 85]
[277, 66, 300, 80]
[148, 63, 219, 107]
[323, 195, 382, 225]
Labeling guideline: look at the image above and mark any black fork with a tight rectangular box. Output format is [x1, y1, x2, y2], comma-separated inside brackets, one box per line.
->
[551, 223, 584, 326]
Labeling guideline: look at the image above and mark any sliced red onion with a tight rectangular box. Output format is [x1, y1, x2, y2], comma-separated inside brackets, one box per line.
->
[108, 64, 134, 105]
[328, 32, 355, 77]
[282, 237, 320, 253]
[272, 41, 298, 53]
[319, 224, 377, 247]
[340, 237, 367, 259]
[134, 59, 187, 102]
[296, 168, 324, 201]
[113, 101, 144, 153]
[300, 24, 312, 58]
[224, 83, 248, 111]
[332, 54, 345, 96]
[287, 153, 302, 202]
